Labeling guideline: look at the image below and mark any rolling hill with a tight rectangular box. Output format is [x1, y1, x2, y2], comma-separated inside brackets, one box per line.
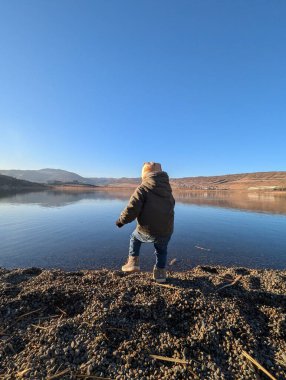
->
[0, 169, 140, 187]
[0, 169, 285, 190]
[0, 169, 86, 184]
[170, 171, 286, 190]
[0, 174, 48, 192]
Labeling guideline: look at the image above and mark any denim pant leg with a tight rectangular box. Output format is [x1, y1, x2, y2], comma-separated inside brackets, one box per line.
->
[128, 231, 142, 257]
[154, 236, 171, 269]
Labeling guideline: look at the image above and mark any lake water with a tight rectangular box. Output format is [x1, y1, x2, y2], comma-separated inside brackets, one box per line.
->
[0, 190, 286, 270]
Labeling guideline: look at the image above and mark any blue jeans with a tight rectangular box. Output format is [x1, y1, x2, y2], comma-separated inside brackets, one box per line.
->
[129, 229, 171, 269]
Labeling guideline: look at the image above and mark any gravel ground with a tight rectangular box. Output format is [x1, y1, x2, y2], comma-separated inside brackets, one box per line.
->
[0, 265, 285, 380]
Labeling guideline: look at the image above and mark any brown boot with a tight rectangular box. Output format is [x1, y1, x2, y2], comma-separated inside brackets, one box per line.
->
[153, 266, 167, 283]
[121, 256, 140, 273]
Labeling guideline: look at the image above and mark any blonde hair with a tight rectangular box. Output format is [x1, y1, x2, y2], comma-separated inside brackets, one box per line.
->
[141, 162, 162, 179]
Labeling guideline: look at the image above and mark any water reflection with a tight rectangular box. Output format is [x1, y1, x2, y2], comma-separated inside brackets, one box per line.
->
[173, 190, 286, 214]
[1, 189, 286, 215]
[0, 189, 285, 270]
[0, 190, 131, 208]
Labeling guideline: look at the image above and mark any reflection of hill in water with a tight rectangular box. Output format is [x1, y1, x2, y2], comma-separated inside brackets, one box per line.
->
[0, 190, 133, 208]
[174, 191, 286, 215]
[0, 190, 286, 215]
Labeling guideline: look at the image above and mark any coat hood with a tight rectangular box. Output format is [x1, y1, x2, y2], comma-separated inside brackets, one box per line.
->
[141, 171, 172, 197]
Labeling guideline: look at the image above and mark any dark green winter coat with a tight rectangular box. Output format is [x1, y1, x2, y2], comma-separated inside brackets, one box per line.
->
[118, 171, 175, 237]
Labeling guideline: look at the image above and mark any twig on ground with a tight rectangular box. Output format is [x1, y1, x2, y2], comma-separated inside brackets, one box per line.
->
[153, 283, 181, 290]
[242, 350, 277, 380]
[16, 308, 42, 322]
[217, 274, 234, 282]
[37, 314, 61, 321]
[31, 324, 49, 330]
[76, 375, 113, 379]
[52, 364, 63, 377]
[102, 333, 109, 341]
[16, 368, 31, 378]
[56, 306, 67, 316]
[46, 368, 70, 379]
[1, 308, 43, 335]
[150, 354, 199, 378]
[216, 275, 242, 292]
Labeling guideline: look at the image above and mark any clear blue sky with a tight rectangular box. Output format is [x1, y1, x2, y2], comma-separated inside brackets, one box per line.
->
[0, 0, 285, 178]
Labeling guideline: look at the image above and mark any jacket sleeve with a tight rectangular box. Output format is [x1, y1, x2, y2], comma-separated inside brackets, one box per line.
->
[118, 186, 146, 224]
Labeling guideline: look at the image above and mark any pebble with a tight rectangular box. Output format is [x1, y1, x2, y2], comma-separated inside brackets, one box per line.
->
[0, 266, 285, 379]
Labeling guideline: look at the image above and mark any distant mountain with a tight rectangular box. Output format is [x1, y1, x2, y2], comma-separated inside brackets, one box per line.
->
[0, 169, 140, 187]
[0, 174, 48, 192]
[0, 169, 87, 184]
[0, 169, 285, 190]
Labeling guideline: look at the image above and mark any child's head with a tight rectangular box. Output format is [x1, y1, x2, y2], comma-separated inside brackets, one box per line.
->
[141, 162, 162, 179]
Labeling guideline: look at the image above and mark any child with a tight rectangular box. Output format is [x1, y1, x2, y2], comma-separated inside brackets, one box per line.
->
[116, 162, 175, 283]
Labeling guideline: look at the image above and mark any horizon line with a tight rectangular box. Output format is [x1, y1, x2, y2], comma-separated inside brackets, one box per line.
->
[0, 167, 285, 179]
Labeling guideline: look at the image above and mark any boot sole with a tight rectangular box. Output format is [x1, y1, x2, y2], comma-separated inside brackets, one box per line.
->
[121, 267, 141, 273]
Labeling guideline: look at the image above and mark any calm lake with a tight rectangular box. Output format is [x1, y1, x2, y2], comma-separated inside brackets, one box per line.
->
[0, 190, 286, 270]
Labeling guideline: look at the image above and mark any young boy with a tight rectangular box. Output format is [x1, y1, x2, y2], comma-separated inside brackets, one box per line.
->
[115, 162, 175, 283]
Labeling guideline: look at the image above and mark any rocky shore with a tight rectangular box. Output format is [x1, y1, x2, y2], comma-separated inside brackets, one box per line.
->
[0, 266, 285, 379]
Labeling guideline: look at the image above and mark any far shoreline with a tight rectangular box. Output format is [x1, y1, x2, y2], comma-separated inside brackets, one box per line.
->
[49, 185, 286, 193]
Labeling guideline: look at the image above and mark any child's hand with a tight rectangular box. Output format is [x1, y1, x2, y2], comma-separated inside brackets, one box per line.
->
[116, 220, 124, 228]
